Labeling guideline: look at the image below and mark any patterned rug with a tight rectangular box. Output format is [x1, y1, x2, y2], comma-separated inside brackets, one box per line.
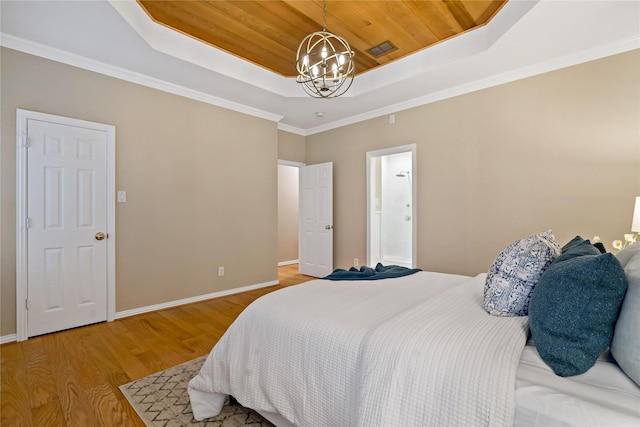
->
[119, 356, 273, 427]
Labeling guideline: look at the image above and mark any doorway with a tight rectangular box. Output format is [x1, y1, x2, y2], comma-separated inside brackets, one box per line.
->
[277, 160, 334, 278]
[367, 144, 416, 268]
[277, 162, 301, 266]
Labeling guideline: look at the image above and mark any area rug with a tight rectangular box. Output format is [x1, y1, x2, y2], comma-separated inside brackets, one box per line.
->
[119, 356, 273, 427]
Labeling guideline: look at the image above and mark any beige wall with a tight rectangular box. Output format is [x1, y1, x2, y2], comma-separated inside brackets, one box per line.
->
[277, 165, 299, 263]
[307, 50, 640, 276]
[1, 48, 278, 336]
[277, 130, 306, 163]
[2, 46, 638, 337]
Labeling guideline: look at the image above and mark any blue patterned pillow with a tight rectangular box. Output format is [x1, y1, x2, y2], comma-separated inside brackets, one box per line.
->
[484, 230, 561, 316]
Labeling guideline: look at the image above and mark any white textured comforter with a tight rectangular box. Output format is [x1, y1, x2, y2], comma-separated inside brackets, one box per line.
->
[188, 272, 529, 427]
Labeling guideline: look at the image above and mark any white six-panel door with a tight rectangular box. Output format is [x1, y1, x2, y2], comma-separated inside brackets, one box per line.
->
[298, 162, 333, 277]
[17, 110, 115, 339]
[27, 120, 108, 336]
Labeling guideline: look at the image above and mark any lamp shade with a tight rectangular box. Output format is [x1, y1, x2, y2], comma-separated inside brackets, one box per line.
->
[632, 196, 640, 232]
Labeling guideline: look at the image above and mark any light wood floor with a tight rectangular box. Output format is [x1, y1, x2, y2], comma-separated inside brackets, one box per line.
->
[1, 264, 314, 427]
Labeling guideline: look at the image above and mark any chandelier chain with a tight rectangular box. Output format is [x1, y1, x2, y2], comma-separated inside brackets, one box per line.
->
[323, 0, 327, 31]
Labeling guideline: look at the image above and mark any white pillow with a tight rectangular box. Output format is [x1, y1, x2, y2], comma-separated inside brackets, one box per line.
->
[484, 230, 561, 316]
[611, 251, 640, 386]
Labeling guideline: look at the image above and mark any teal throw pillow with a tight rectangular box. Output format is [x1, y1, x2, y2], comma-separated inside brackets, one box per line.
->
[529, 239, 627, 377]
[559, 235, 601, 259]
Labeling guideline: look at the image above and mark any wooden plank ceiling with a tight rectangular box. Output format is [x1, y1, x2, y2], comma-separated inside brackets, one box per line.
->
[137, 0, 507, 77]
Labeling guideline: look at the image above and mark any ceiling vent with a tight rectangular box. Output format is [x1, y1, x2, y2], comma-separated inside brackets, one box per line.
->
[367, 41, 398, 58]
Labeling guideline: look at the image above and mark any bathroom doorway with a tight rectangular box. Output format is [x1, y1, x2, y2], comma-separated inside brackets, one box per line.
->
[366, 144, 416, 268]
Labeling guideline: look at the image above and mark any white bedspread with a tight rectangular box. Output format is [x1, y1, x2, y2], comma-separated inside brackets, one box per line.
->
[515, 342, 640, 426]
[188, 272, 529, 427]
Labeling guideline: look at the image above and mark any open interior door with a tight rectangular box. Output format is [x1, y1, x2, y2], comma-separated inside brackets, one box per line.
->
[298, 162, 333, 277]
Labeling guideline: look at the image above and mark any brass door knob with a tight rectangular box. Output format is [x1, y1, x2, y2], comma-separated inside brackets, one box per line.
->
[95, 232, 106, 241]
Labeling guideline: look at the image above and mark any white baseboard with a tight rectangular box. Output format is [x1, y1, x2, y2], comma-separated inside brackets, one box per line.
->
[278, 259, 298, 266]
[115, 279, 279, 320]
[1, 334, 17, 344]
[0, 279, 280, 344]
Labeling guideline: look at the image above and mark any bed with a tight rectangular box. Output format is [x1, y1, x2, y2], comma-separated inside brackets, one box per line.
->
[188, 234, 640, 427]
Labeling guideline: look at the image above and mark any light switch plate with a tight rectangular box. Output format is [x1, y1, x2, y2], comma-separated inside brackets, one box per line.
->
[117, 191, 127, 203]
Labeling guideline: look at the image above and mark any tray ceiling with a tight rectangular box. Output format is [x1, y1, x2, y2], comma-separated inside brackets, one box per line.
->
[136, 0, 507, 77]
[2, 1, 637, 132]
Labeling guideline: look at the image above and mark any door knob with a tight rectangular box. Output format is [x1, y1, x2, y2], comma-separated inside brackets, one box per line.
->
[95, 232, 106, 241]
[325, 225, 334, 230]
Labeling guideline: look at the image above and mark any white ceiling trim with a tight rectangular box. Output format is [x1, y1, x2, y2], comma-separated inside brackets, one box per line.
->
[0, 32, 284, 124]
[350, 0, 537, 97]
[303, 34, 640, 136]
[4, 30, 636, 137]
[108, 0, 308, 98]
[277, 122, 306, 136]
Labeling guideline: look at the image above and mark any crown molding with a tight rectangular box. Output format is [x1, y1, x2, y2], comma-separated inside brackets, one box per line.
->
[0, 33, 284, 124]
[2, 31, 637, 136]
[304, 35, 640, 136]
[277, 122, 306, 136]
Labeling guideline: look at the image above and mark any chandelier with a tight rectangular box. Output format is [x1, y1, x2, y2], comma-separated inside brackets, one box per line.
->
[295, 0, 355, 98]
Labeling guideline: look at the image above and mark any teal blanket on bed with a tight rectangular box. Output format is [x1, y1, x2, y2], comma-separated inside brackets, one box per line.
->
[323, 263, 422, 281]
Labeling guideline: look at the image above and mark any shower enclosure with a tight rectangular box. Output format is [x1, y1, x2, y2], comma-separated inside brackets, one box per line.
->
[367, 147, 415, 268]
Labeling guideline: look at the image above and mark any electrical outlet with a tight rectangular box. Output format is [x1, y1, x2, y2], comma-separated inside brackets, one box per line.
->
[354, 258, 359, 267]
[218, 266, 224, 277]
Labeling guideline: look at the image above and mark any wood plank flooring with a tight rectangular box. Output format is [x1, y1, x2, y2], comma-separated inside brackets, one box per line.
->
[1, 264, 314, 427]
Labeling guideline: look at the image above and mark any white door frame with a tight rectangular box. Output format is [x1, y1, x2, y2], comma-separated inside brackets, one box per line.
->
[278, 160, 305, 168]
[15, 109, 116, 341]
[366, 144, 417, 268]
